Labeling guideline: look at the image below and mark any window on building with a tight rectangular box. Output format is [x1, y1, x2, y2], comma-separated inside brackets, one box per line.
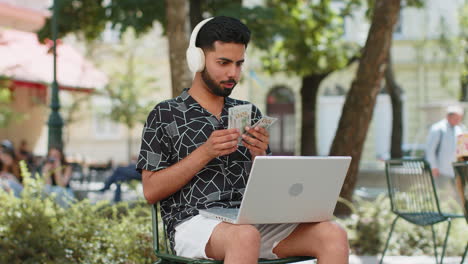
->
[266, 86, 296, 156]
[92, 97, 121, 139]
[92, 112, 120, 139]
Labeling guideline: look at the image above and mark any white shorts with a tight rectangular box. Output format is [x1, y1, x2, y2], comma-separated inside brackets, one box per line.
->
[174, 215, 299, 259]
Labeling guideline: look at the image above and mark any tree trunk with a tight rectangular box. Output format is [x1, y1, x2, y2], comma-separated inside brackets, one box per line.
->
[189, 0, 203, 31]
[300, 74, 329, 156]
[461, 75, 468, 101]
[166, 0, 192, 97]
[127, 127, 133, 162]
[329, 0, 401, 216]
[385, 49, 403, 158]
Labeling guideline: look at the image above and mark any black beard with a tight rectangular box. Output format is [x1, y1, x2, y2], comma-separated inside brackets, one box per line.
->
[201, 69, 236, 97]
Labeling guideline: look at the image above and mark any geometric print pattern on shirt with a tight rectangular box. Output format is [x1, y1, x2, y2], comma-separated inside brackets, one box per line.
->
[137, 88, 270, 252]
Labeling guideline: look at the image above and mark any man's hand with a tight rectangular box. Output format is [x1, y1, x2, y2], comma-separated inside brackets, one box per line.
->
[432, 168, 440, 178]
[202, 128, 240, 159]
[242, 126, 269, 158]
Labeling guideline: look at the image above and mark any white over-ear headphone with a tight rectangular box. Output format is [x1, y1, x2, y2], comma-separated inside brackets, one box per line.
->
[186, 17, 214, 73]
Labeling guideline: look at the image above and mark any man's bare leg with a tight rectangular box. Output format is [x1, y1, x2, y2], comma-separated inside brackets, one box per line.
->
[205, 222, 261, 264]
[273, 221, 349, 264]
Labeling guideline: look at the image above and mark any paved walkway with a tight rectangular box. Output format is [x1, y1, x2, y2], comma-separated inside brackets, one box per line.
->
[352, 255, 463, 264]
[295, 255, 464, 263]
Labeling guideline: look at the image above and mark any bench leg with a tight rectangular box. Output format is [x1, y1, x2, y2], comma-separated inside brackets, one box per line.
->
[461, 242, 467, 264]
[379, 215, 399, 264]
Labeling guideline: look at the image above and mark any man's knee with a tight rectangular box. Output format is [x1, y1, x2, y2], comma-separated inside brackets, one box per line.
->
[228, 224, 261, 246]
[316, 222, 349, 253]
[206, 223, 260, 260]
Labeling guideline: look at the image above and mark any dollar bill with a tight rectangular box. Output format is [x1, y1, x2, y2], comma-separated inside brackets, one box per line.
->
[249, 116, 278, 131]
[243, 116, 278, 142]
[228, 104, 252, 144]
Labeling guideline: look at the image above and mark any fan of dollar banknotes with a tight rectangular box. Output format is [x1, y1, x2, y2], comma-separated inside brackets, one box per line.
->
[228, 104, 278, 145]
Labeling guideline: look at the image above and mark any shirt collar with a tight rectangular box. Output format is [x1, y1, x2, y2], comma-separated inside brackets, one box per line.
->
[179, 88, 236, 110]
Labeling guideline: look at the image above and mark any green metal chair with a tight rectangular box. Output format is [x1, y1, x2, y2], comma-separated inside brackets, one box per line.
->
[151, 203, 314, 264]
[380, 159, 464, 264]
[452, 162, 468, 264]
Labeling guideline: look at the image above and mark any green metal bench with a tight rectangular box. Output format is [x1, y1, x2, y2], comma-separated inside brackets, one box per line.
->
[151, 203, 314, 264]
[452, 162, 468, 264]
[380, 159, 464, 264]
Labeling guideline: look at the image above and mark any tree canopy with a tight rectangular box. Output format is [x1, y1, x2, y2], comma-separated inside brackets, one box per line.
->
[248, 0, 361, 76]
[38, 0, 165, 42]
[0, 78, 17, 128]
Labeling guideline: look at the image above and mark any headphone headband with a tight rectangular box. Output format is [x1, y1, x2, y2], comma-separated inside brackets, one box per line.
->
[189, 17, 214, 48]
[186, 17, 214, 73]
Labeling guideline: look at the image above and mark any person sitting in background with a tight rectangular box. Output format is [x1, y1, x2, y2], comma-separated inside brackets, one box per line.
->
[0, 142, 23, 197]
[41, 146, 75, 207]
[99, 157, 141, 203]
[17, 139, 34, 171]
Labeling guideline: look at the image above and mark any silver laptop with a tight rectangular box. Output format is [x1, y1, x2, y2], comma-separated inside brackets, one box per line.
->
[199, 156, 351, 224]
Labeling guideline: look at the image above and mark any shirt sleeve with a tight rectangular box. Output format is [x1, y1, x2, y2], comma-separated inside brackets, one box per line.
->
[137, 106, 173, 172]
[425, 124, 441, 169]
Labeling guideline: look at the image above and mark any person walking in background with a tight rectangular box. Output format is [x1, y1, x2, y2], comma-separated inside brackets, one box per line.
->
[426, 105, 465, 211]
[41, 146, 75, 207]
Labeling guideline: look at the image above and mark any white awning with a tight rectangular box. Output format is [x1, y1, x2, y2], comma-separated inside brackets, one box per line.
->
[0, 1, 48, 32]
[0, 29, 107, 90]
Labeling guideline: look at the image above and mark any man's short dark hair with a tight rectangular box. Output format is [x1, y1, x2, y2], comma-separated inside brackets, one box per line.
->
[196, 16, 251, 51]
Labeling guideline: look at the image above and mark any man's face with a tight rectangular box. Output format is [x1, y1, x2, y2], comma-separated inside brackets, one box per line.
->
[201, 41, 245, 97]
[447, 113, 463, 126]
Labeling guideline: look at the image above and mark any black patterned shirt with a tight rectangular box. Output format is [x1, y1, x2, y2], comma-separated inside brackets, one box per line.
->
[137, 88, 269, 250]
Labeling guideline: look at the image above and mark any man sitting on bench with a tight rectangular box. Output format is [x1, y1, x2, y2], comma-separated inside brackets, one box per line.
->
[137, 16, 349, 264]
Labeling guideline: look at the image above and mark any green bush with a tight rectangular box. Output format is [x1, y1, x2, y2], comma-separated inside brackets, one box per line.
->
[1, 162, 466, 261]
[336, 195, 468, 256]
[0, 162, 156, 264]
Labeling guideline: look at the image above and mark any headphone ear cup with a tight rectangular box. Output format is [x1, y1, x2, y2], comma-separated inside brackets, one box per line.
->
[186, 46, 205, 73]
[187, 17, 213, 73]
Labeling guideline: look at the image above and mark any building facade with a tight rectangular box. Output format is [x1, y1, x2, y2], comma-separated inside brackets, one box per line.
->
[1, 0, 465, 167]
[243, 0, 465, 169]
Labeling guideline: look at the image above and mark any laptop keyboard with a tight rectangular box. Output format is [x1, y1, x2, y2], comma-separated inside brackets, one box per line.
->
[205, 208, 239, 220]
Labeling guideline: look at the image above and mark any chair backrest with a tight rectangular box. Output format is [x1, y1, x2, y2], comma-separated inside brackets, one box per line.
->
[452, 162, 468, 223]
[385, 159, 443, 218]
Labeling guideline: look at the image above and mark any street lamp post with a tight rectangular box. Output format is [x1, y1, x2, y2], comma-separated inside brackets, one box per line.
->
[47, 0, 63, 150]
